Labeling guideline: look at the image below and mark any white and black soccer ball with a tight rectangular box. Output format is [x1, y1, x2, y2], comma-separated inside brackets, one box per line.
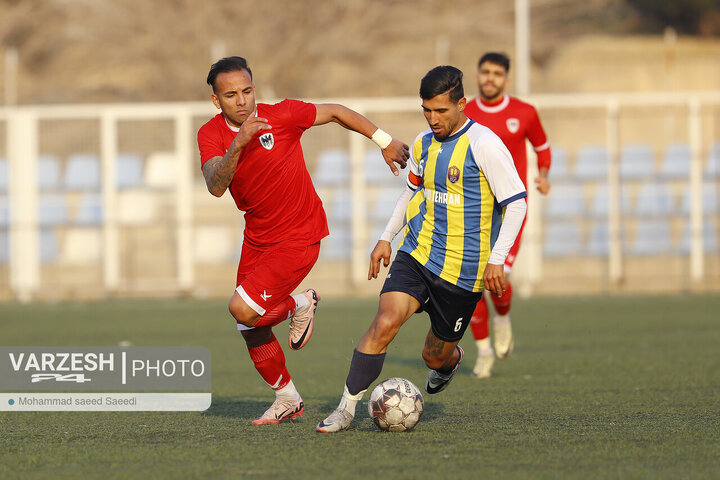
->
[368, 377, 424, 432]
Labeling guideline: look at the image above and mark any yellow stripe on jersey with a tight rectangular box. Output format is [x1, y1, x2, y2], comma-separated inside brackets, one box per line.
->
[439, 135, 470, 285]
[473, 164, 496, 291]
[410, 139, 441, 263]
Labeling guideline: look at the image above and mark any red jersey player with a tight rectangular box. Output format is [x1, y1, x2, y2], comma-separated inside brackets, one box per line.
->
[197, 57, 409, 425]
[463, 52, 552, 379]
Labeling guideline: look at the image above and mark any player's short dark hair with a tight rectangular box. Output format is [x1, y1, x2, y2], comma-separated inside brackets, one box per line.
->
[478, 52, 510, 72]
[419, 66, 464, 103]
[206, 56, 253, 92]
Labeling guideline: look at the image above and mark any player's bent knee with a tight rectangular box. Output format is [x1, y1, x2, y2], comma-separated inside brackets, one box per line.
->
[228, 294, 258, 327]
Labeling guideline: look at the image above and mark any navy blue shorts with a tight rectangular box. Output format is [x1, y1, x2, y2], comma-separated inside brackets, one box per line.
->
[380, 251, 484, 342]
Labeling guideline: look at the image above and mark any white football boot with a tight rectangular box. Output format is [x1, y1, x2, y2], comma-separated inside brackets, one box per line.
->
[493, 315, 514, 359]
[251, 396, 304, 425]
[288, 289, 319, 350]
[472, 349, 495, 378]
[316, 386, 365, 433]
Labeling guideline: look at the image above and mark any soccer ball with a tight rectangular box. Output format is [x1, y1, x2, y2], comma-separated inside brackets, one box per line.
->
[368, 377, 424, 432]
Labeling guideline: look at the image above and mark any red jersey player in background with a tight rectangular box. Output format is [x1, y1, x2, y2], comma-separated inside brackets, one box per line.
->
[464, 52, 552, 379]
[197, 57, 409, 425]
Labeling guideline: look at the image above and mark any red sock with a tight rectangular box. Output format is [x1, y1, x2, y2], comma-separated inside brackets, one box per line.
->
[247, 334, 290, 390]
[469, 297, 489, 340]
[251, 296, 296, 328]
[490, 280, 513, 316]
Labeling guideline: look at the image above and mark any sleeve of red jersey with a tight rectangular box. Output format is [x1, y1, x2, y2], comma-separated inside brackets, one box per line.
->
[527, 106, 552, 172]
[197, 122, 225, 169]
[281, 99, 317, 132]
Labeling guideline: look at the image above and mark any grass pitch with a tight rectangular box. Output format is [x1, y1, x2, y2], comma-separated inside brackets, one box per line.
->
[0, 294, 719, 479]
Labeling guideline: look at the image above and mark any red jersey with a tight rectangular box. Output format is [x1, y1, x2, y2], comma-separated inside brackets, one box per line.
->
[464, 94, 551, 188]
[197, 99, 329, 249]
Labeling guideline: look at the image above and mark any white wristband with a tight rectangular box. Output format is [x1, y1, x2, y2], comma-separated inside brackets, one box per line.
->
[371, 129, 393, 150]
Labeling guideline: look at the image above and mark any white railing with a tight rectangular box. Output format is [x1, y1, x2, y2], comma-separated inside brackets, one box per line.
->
[1, 91, 719, 301]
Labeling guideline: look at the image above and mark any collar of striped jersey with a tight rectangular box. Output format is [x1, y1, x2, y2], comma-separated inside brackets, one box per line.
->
[438, 119, 474, 143]
[476, 94, 509, 113]
[223, 109, 258, 133]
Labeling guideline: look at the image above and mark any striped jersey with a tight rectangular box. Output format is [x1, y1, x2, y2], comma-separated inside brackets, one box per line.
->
[398, 119, 526, 292]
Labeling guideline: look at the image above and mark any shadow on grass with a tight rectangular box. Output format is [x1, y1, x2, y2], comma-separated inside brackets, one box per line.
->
[202, 396, 268, 420]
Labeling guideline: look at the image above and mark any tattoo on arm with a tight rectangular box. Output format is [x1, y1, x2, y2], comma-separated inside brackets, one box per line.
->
[424, 335, 446, 357]
[203, 149, 240, 196]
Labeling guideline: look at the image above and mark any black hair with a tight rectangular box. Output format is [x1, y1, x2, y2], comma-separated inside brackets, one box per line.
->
[206, 56, 253, 92]
[419, 65, 464, 103]
[478, 52, 510, 72]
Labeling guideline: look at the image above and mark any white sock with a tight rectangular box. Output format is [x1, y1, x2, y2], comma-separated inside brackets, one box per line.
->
[275, 380, 300, 402]
[292, 292, 310, 311]
[475, 338, 493, 356]
[338, 384, 366, 416]
[494, 314, 510, 326]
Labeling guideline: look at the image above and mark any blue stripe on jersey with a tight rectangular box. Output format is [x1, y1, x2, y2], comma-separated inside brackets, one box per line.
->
[490, 200, 503, 249]
[427, 144, 454, 269]
[459, 152, 482, 283]
[499, 191, 528, 207]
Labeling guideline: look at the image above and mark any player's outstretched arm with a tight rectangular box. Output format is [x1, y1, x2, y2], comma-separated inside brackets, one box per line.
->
[313, 103, 409, 175]
[202, 117, 271, 196]
[368, 240, 392, 280]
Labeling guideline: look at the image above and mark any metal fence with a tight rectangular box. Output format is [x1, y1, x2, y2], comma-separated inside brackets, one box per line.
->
[0, 91, 719, 302]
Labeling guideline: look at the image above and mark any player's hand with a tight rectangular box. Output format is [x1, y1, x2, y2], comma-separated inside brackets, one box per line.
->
[535, 176, 550, 195]
[231, 117, 271, 152]
[483, 263, 506, 297]
[368, 240, 392, 280]
[381, 139, 410, 176]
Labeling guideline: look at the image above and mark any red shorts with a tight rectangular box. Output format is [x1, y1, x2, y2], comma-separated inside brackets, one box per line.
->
[505, 214, 526, 271]
[235, 241, 320, 317]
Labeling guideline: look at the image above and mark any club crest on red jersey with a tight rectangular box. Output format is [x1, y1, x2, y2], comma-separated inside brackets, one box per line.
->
[259, 133, 274, 150]
[447, 165, 460, 183]
[506, 118, 520, 134]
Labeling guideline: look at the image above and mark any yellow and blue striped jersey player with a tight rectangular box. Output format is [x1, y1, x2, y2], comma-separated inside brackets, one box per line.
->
[318, 65, 527, 433]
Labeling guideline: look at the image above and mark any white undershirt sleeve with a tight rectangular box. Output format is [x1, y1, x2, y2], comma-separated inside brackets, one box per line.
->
[379, 186, 414, 242]
[487, 197, 527, 265]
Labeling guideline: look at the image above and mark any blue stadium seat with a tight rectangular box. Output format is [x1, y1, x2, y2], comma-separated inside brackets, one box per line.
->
[627, 220, 672, 256]
[589, 184, 631, 217]
[370, 187, 401, 222]
[0, 230, 8, 264]
[64, 153, 100, 190]
[586, 221, 611, 257]
[0, 201, 8, 227]
[76, 193, 103, 225]
[40, 229, 59, 263]
[116, 153, 144, 189]
[0, 157, 8, 194]
[544, 183, 585, 218]
[38, 155, 62, 191]
[314, 149, 350, 187]
[680, 182, 718, 215]
[365, 150, 400, 185]
[549, 146, 570, 181]
[634, 181, 675, 217]
[660, 143, 690, 179]
[543, 221, 582, 257]
[575, 146, 608, 181]
[620, 144, 655, 180]
[38, 195, 69, 226]
[706, 143, 720, 178]
[680, 221, 718, 254]
[327, 191, 352, 222]
[320, 223, 352, 260]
